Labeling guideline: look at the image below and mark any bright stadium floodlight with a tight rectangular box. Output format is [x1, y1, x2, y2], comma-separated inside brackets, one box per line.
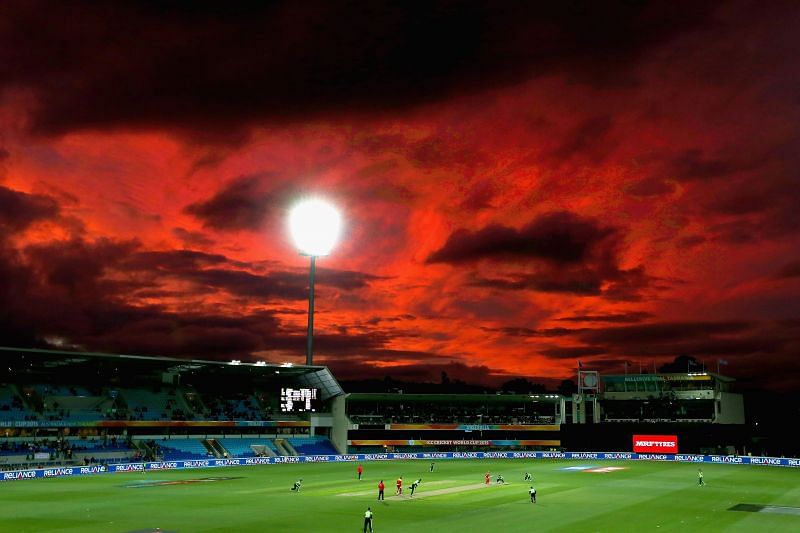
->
[289, 198, 342, 257]
[288, 198, 342, 366]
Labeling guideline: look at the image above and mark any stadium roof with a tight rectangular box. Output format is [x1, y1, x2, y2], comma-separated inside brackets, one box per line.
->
[347, 392, 562, 403]
[602, 372, 735, 383]
[0, 346, 344, 399]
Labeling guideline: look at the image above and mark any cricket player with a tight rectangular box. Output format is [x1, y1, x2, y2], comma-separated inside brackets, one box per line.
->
[363, 507, 374, 533]
[524, 472, 532, 481]
[485, 472, 491, 486]
[357, 464, 364, 480]
[698, 468, 705, 486]
[496, 474, 505, 484]
[290, 479, 303, 493]
[410, 478, 422, 497]
[377, 480, 385, 501]
[430, 461, 435, 472]
[529, 486, 537, 503]
[396, 476, 403, 495]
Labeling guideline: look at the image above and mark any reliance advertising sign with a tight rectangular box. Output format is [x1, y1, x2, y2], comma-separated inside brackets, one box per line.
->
[6, 449, 800, 482]
[633, 434, 678, 453]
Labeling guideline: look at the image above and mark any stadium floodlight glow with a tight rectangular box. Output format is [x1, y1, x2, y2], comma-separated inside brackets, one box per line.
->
[288, 198, 343, 367]
[289, 198, 342, 257]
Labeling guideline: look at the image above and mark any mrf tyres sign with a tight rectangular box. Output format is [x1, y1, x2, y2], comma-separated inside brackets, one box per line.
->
[633, 435, 678, 453]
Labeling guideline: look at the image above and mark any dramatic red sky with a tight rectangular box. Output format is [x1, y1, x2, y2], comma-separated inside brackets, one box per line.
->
[1, 1, 799, 389]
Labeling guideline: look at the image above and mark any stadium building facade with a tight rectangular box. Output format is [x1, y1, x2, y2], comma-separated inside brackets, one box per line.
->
[567, 370, 744, 425]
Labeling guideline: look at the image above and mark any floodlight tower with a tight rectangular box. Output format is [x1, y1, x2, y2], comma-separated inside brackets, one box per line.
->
[289, 199, 342, 366]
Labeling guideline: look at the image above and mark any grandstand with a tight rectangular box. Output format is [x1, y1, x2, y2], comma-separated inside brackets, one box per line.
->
[596, 372, 744, 424]
[347, 392, 563, 452]
[0, 347, 345, 471]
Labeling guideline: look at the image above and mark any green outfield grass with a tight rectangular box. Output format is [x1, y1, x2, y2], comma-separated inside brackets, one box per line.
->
[2, 459, 799, 532]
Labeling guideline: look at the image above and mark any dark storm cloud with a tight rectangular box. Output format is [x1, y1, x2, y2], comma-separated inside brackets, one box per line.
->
[172, 227, 215, 248]
[668, 149, 740, 182]
[315, 268, 387, 290]
[539, 346, 607, 358]
[27, 239, 375, 303]
[480, 326, 582, 338]
[328, 360, 512, 386]
[0, 183, 389, 357]
[24, 238, 138, 292]
[625, 178, 676, 198]
[548, 115, 614, 162]
[431, 211, 654, 298]
[0, 241, 393, 361]
[676, 235, 706, 249]
[775, 261, 800, 279]
[159, 267, 380, 300]
[1, 0, 716, 138]
[123, 249, 235, 271]
[179, 268, 310, 300]
[117, 249, 384, 298]
[578, 321, 753, 345]
[555, 312, 654, 323]
[0, 185, 60, 233]
[663, 138, 800, 244]
[184, 173, 378, 233]
[84, 311, 276, 358]
[532, 320, 797, 374]
[364, 315, 417, 326]
[625, 148, 762, 200]
[407, 136, 487, 170]
[184, 175, 273, 231]
[706, 175, 800, 242]
[459, 180, 499, 211]
[472, 273, 604, 295]
[427, 211, 616, 264]
[0, 248, 39, 346]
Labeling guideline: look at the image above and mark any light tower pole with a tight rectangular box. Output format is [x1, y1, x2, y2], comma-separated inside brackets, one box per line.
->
[289, 199, 342, 366]
[305, 255, 316, 365]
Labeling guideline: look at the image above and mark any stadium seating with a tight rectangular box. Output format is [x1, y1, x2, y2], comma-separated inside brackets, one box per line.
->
[347, 397, 556, 425]
[39, 386, 118, 422]
[202, 392, 267, 421]
[151, 438, 210, 460]
[288, 436, 338, 455]
[119, 388, 195, 421]
[216, 438, 279, 457]
[0, 385, 32, 421]
[64, 437, 131, 452]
